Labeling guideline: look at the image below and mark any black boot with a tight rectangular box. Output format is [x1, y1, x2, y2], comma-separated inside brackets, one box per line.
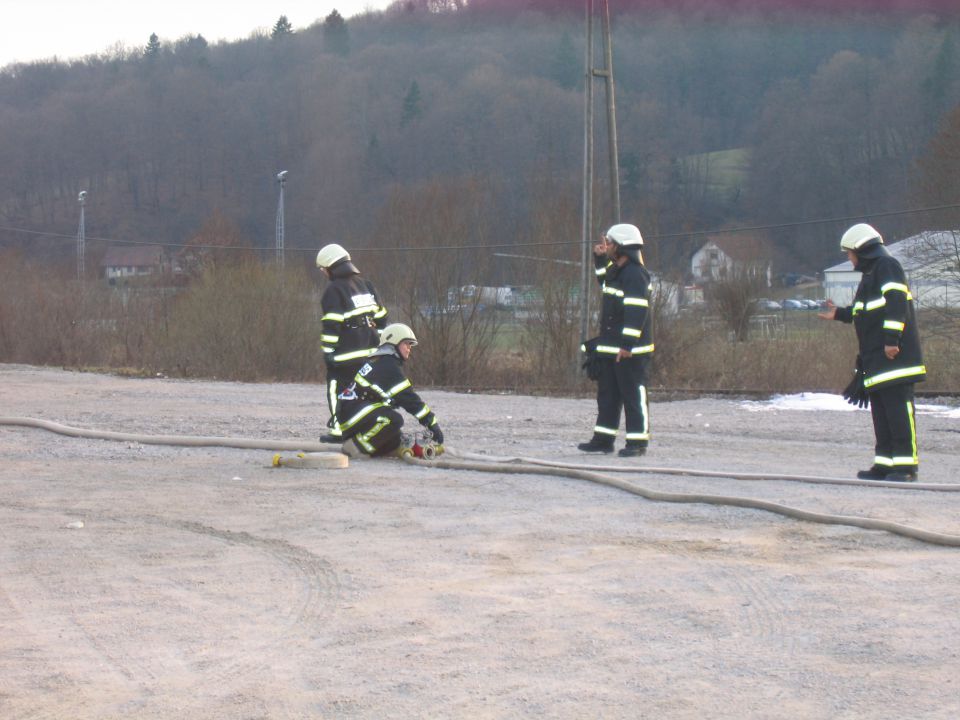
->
[856, 465, 889, 480]
[618, 441, 647, 458]
[886, 469, 919, 482]
[577, 437, 614, 453]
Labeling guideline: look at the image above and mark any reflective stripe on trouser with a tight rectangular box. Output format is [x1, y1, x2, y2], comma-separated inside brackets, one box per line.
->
[592, 354, 651, 443]
[325, 361, 363, 437]
[869, 382, 918, 471]
[343, 408, 404, 457]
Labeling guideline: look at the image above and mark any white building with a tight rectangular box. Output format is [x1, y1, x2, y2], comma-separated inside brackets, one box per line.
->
[823, 230, 960, 308]
[100, 245, 166, 283]
[690, 237, 773, 287]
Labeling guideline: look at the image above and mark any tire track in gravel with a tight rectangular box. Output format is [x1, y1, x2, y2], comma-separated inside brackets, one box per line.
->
[0, 504, 132, 720]
[646, 537, 798, 681]
[155, 517, 343, 720]
[0, 502, 342, 720]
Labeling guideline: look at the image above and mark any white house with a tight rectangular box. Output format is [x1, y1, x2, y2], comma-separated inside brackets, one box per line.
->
[823, 230, 960, 307]
[690, 236, 773, 287]
[100, 245, 166, 284]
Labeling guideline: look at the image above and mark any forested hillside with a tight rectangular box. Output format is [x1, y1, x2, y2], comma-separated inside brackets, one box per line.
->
[1, 0, 959, 277]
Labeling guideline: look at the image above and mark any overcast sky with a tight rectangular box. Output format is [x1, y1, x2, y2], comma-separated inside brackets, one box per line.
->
[0, 1, 394, 68]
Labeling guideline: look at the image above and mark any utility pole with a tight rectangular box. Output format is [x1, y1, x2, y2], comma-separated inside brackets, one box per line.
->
[76, 190, 87, 281]
[579, 0, 595, 347]
[275, 170, 287, 269]
[579, 0, 621, 346]
[600, 0, 621, 222]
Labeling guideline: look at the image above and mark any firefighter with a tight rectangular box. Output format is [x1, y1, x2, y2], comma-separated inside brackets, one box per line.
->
[818, 223, 926, 481]
[578, 223, 655, 457]
[316, 243, 389, 442]
[336, 323, 444, 458]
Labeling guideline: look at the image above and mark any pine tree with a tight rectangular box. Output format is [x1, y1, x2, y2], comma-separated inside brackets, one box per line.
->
[323, 10, 350, 56]
[144, 33, 161, 59]
[272, 15, 294, 39]
[401, 80, 422, 128]
[922, 31, 956, 128]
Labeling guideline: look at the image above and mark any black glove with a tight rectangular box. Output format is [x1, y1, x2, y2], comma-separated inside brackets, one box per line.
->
[841, 357, 869, 409]
[581, 337, 602, 381]
[430, 424, 444, 445]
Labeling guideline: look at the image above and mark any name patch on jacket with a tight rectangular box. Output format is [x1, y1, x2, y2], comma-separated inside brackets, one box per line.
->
[352, 293, 376, 308]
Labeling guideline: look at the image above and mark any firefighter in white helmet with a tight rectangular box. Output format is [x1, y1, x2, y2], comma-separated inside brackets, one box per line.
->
[818, 223, 925, 481]
[578, 223, 655, 457]
[336, 323, 444, 458]
[316, 243, 389, 442]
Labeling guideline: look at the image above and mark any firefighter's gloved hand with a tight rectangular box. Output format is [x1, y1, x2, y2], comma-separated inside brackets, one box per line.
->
[841, 365, 869, 409]
[429, 424, 444, 445]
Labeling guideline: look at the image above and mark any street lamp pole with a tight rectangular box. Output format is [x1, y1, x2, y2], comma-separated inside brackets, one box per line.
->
[275, 171, 288, 269]
[77, 190, 87, 281]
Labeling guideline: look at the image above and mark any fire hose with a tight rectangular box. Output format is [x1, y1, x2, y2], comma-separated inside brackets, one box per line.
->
[0, 416, 344, 469]
[2, 416, 959, 547]
[415, 450, 960, 547]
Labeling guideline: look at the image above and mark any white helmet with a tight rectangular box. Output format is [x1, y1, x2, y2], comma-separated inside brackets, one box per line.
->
[605, 223, 643, 247]
[315, 243, 350, 269]
[380, 323, 417, 347]
[840, 223, 883, 252]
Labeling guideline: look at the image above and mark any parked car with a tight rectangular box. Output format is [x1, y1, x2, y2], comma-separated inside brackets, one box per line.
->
[754, 298, 781, 311]
[782, 272, 818, 287]
[782, 298, 805, 310]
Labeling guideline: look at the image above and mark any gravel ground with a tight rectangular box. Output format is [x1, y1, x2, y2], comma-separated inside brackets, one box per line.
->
[1, 364, 959, 719]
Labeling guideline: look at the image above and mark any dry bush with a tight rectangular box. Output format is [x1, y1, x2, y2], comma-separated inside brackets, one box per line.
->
[703, 265, 769, 342]
[106, 288, 171, 369]
[156, 263, 321, 381]
[919, 325, 960, 392]
[0, 257, 119, 367]
[649, 313, 858, 392]
[646, 277, 696, 388]
[364, 177, 504, 386]
[518, 185, 582, 384]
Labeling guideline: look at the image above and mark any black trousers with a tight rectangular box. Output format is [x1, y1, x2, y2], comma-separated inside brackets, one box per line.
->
[592, 355, 651, 445]
[342, 407, 405, 457]
[324, 361, 364, 437]
[869, 382, 919, 472]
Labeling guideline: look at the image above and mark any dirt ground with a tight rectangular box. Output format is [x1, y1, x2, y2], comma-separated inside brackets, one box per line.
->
[1, 364, 959, 719]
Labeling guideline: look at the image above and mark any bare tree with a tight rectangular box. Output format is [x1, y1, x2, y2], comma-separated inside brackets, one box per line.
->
[899, 230, 960, 342]
[366, 177, 504, 387]
[518, 181, 581, 384]
[178, 210, 256, 277]
[704, 264, 769, 342]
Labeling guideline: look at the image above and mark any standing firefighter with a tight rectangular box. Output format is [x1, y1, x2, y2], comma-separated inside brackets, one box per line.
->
[819, 223, 926, 481]
[578, 223, 655, 457]
[336, 323, 444, 458]
[316, 243, 389, 442]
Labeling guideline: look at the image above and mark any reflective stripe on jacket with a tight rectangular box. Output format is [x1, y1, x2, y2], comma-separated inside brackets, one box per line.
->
[593, 254, 654, 355]
[336, 346, 437, 431]
[835, 254, 925, 391]
[321, 267, 388, 366]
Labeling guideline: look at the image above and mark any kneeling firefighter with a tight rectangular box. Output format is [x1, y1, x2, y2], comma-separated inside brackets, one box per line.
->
[818, 223, 926, 482]
[337, 323, 444, 458]
[578, 223, 655, 457]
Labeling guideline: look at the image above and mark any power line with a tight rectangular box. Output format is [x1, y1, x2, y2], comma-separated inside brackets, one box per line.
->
[2, 202, 960, 255]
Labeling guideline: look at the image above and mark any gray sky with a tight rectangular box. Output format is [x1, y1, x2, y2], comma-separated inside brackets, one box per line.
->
[0, 1, 394, 68]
